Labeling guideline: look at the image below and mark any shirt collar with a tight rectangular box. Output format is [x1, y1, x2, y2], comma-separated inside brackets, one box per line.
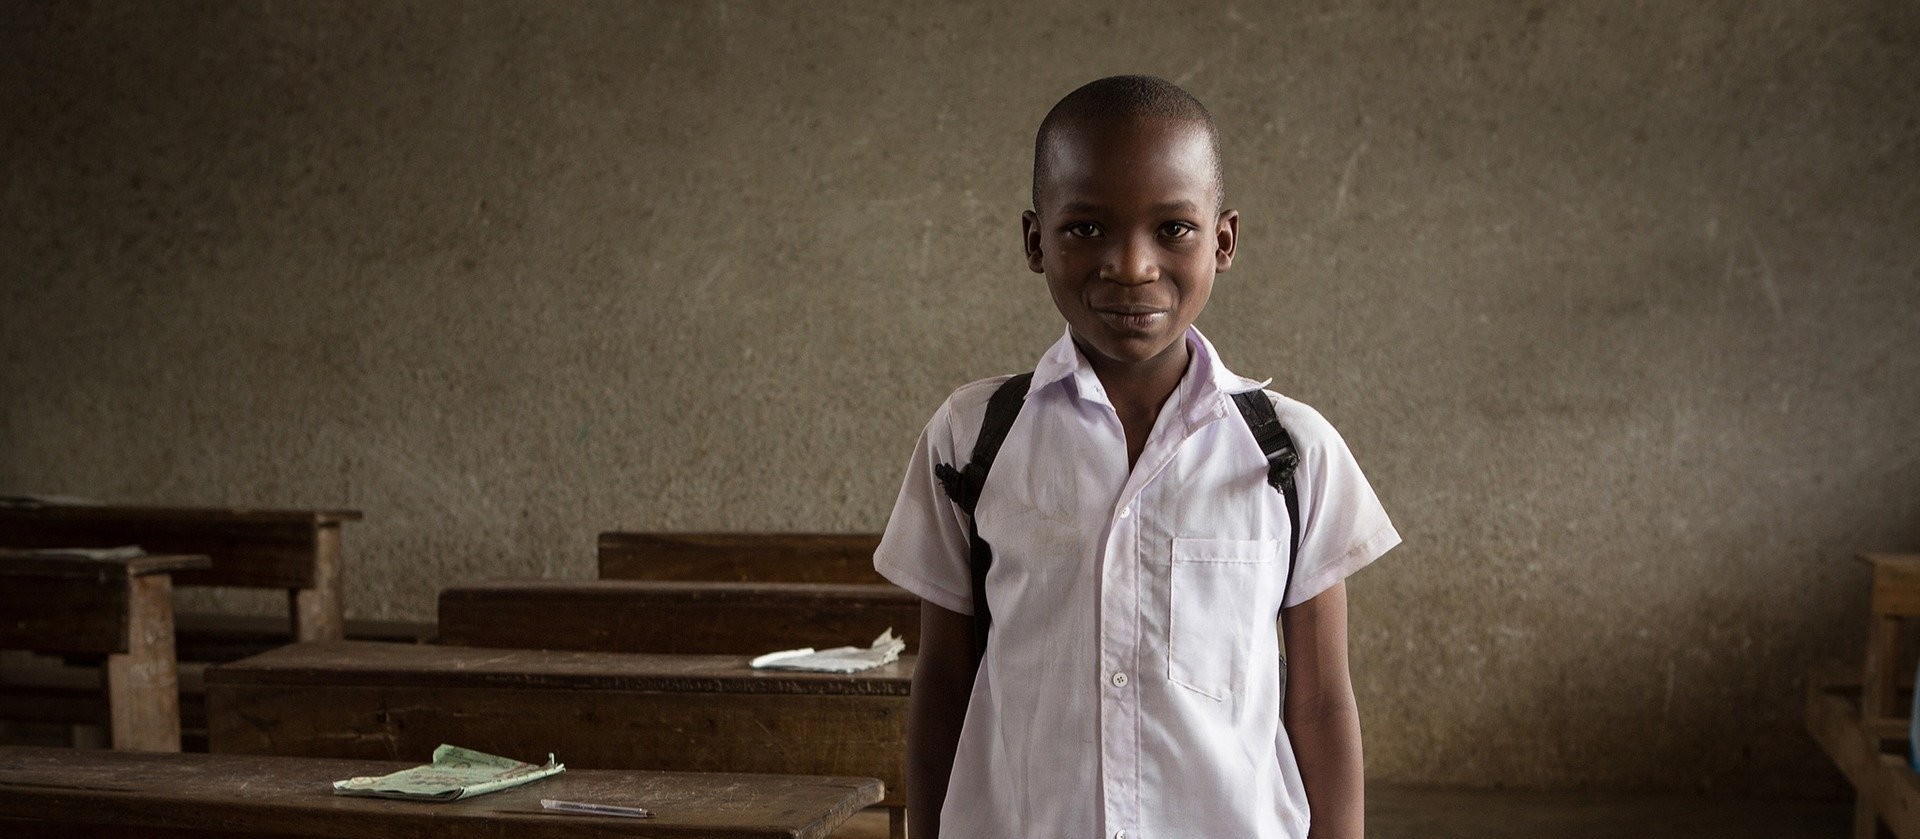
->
[1029, 326, 1269, 431]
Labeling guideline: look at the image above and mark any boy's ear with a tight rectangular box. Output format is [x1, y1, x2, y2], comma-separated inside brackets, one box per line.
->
[1021, 210, 1045, 274]
[1214, 209, 1239, 272]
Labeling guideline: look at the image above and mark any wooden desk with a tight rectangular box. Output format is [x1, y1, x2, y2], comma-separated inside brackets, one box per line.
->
[0, 744, 882, 838]
[439, 579, 919, 654]
[0, 550, 209, 750]
[598, 532, 888, 585]
[207, 641, 909, 808]
[1811, 552, 1920, 839]
[0, 503, 363, 643]
[1860, 554, 1920, 736]
[1808, 670, 1920, 839]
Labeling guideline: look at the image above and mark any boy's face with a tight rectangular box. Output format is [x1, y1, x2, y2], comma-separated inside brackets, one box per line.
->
[1024, 117, 1236, 380]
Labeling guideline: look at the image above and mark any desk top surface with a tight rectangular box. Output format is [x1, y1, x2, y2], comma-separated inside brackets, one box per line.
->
[448, 577, 917, 603]
[208, 640, 914, 696]
[0, 550, 211, 578]
[0, 746, 881, 839]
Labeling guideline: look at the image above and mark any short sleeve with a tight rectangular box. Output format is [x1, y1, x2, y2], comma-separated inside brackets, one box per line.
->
[874, 399, 977, 615]
[1274, 396, 1401, 609]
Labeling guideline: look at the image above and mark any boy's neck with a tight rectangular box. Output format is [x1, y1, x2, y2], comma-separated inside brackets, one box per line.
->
[1082, 338, 1193, 465]
[1090, 347, 1189, 411]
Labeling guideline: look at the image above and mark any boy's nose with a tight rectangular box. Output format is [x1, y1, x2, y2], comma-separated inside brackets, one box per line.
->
[1098, 237, 1161, 285]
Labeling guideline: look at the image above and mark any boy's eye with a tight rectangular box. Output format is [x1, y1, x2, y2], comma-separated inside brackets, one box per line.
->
[1065, 222, 1101, 238]
[1161, 222, 1196, 239]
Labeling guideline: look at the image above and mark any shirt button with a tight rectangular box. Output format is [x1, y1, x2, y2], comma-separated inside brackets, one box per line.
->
[1118, 506, 1131, 519]
[1116, 831, 1128, 839]
[1111, 672, 1129, 687]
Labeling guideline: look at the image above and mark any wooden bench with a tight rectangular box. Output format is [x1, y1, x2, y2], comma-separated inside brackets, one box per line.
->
[0, 502, 363, 644]
[0, 550, 209, 751]
[439, 579, 919, 654]
[207, 640, 910, 833]
[1810, 552, 1920, 838]
[1, 615, 435, 752]
[0, 503, 368, 742]
[598, 532, 887, 585]
[0, 744, 882, 838]
[1808, 670, 1920, 839]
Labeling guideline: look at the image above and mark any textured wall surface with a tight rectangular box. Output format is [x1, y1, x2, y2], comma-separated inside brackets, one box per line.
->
[3, 0, 1917, 794]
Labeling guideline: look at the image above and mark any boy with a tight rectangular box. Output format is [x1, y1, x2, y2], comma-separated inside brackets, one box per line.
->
[875, 76, 1399, 839]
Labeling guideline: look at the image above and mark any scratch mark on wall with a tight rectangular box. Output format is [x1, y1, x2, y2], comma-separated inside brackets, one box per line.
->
[1746, 229, 1783, 321]
[1662, 658, 1676, 717]
[1175, 59, 1206, 86]
[1669, 394, 1694, 467]
[866, 188, 943, 208]
[693, 255, 732, 297]
[1332, 140, 1367, 220]
[918, 220, 932, 276]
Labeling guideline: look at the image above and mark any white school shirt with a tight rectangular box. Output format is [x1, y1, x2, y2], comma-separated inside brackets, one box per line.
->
[876, 326, 1400, 839]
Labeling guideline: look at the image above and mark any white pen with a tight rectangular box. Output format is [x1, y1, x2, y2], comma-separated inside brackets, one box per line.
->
[540, 799, 653, 818]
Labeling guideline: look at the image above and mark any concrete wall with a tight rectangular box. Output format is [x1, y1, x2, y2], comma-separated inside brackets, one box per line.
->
[3, 0, 1916, 795]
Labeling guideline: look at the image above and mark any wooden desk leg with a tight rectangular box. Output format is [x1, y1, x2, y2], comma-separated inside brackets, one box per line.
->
[1862, 613, 1901, 725]
[1857, 608, 1902, 839]
[1855, 796, 1893, 839]
[290, 524, 346, 642]
[890, 805, 907, 839]
[105, 573, 181, 751]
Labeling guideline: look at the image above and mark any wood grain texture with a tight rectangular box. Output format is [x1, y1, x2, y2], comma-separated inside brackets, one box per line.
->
[439, 579, 919, 654]
[105, 573, 182, 751]
[206, 641, 908, 806]
[0, 745, 882, 838]
[598, 533, 888, 585]
[290, 524, 345, 642]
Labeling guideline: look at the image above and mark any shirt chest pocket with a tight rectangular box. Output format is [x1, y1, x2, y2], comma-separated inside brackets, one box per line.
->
[1168, 537, 1285, 701]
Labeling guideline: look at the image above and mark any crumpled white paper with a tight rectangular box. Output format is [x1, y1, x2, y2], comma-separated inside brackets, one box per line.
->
[750, 629, 905, 673]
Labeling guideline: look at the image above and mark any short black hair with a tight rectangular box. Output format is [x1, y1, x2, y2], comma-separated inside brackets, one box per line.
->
[1032, 74, 1224, 211]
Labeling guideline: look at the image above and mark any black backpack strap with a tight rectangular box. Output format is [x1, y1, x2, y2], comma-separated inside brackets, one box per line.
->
[933, 373, 1033, 662]
[1231, 389, 1303, 608]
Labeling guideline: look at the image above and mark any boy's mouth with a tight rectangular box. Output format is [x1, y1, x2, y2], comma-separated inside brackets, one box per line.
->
[1095, 306, 1169, 330]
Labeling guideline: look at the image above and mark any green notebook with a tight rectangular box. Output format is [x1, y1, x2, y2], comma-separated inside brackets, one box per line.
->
[332, 744, 564, 802]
